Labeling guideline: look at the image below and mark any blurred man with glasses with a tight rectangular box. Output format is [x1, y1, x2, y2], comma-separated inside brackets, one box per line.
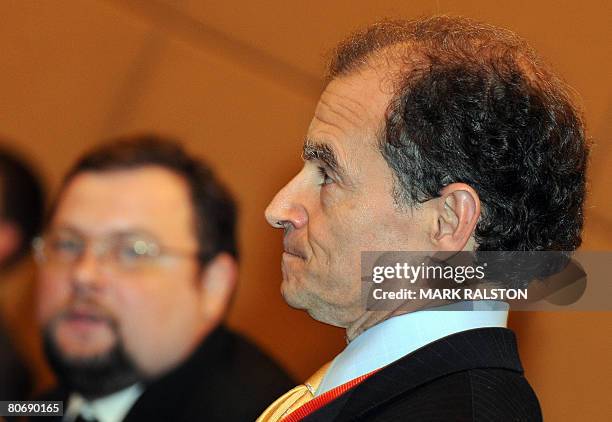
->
[32, 136, 293, 422]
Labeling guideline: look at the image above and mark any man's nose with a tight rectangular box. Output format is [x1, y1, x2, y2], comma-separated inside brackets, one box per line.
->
[71, 246, 105, 292]
[265, 172, 308, 231]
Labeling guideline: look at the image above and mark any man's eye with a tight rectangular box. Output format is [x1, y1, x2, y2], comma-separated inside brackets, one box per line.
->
[114, 245, 147, 269]
[317, 167, 334, 186]
[118, 240, 151, 261]
[52, 238, 82, 254]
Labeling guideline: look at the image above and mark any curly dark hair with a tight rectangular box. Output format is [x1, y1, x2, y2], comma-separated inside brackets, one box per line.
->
[327, 16, 589, 251]
[49, 135, 237, 264]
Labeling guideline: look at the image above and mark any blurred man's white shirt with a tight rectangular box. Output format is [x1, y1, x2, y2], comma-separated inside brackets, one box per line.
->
[64, 383, 144, 422]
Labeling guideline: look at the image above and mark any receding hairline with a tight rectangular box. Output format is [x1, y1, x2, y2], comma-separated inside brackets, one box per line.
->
[322, 15, 580, 135]
[324, 16, 541, 83]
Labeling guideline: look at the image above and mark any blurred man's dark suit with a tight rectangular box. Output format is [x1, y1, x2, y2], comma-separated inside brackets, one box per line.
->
[304, 328, 541, 421]
[0, 324, 30, 400]
[34, 326, 294, 422]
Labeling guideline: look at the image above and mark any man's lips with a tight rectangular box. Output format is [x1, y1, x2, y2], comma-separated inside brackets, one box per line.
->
[282, 243, 306, 260]
[59, 308, 113, 332]
[64, 311, 107, 322]
[283, 251, 304, 262]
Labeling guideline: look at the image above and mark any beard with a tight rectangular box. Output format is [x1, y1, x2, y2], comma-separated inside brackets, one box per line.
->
[42, 319, 143, 399]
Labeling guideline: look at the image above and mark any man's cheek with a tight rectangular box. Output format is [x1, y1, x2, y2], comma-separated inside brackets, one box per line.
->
[113, 289, 156, 348]
[36, 275, 70, 324]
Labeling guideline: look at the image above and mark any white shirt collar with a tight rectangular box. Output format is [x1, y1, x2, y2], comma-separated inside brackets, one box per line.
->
[64, 383, 144, 422]
[316, 300, 509, 396]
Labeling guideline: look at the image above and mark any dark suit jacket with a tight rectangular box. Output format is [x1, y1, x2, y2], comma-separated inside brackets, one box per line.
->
[304, 327, 542, 421]
[0, 325, 31, 401]
[33, 325, 294, 422]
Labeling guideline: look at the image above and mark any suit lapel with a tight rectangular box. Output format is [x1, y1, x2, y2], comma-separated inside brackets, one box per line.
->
[304, 327, 523, 421]
[28, 387, 68, 422]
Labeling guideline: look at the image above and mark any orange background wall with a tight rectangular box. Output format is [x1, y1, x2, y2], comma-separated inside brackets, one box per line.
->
[0, 1, 610, 420]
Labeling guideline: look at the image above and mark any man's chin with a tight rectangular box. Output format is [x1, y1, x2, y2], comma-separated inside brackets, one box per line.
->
[59, 346, 117, 364]
[43, 326, 142, 399]
[281, 284, 347, 328]
[280, 279, 313, 310]
[54, 334, 118, 360]
[281, 284, 307, 311]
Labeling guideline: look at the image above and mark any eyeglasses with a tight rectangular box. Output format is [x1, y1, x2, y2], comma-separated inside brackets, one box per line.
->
[33, 229, 199, 275]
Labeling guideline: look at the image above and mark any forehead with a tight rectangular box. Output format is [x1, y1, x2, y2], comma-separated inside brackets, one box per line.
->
[312, 68, 391, 138]
[52, 166, 195, 240]
[306, 67, 394, 173]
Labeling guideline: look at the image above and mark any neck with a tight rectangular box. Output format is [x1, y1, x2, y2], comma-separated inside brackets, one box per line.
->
[345, 300, 509, 342]
[345, 308, 408, 342]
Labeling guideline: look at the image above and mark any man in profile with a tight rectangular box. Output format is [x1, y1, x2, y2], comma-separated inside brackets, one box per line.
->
[33, 136, 293, 421]
[260, 17, 588, 421]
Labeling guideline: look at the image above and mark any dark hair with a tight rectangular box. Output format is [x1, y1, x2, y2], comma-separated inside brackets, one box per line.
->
[0, 146, 45, 266]
[51, 135, 237, 263]
[328, 16, 589, 251]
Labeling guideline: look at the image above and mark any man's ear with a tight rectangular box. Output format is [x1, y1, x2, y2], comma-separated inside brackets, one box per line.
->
[431, 183, 480, 251]
[198, 252, 238, 324]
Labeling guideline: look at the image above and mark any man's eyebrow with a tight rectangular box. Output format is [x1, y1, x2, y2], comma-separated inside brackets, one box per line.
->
[302, 139, 342, 175]
[112, 229, 159, 240]
[50, 225, 159, 241]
